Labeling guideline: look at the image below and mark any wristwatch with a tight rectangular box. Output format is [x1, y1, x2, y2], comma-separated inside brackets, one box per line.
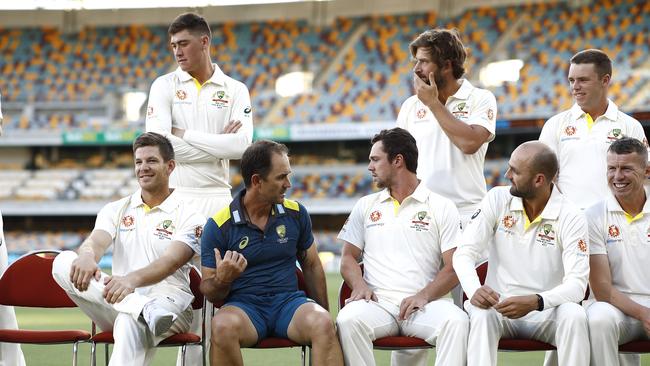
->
[536, 294, 544, 311]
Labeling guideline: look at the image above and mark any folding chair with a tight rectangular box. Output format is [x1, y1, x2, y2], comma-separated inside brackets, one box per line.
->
[213, 267, 310, 366]
[0, 250, 92, 366]
[338, 264, 434, 352]
[90, 266, 206, 366]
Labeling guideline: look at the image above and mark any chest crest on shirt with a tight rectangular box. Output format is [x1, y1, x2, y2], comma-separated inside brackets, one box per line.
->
[409, 211, 430, 232]
[536, 223, 556, 247]
[153, 219, 175, 240]
[276, 224, 289, 244]
[452, 102, 469, 119]
[211, 91, 230, 108]
[120, 215, 136, 231]
[607, 128, 623, 141]
[497, 215, 517, 235]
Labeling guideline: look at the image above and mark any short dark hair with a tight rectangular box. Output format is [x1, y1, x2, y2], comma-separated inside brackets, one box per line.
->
[529, 146, 559, 182]
[168, 12, 211, 38]
[241, 140, 289, 188]
[608, 137, 648, 164]
[570, 49, 612, 79]
[371, 128, 418, 173]
[409, 28, 466, 79]
[132, 132, 175, 162]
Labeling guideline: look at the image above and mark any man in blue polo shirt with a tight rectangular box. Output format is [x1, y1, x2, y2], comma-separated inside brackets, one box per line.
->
[200, 140, 343, 366]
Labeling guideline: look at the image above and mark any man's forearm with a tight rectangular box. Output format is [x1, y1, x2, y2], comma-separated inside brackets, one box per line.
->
[200, 276, 232, 304]
[303, 262, 329, 310]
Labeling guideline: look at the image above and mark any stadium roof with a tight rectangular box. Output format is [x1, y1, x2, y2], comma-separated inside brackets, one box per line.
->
[0, 0, 324, 10]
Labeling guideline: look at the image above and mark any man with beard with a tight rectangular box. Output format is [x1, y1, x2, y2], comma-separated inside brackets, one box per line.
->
[586, 138, 650, 366]
[453, 141, 590, 366]
[336, 128, 468, 366]
[200, 140, 343, 366]
[395, 28, 497, 364]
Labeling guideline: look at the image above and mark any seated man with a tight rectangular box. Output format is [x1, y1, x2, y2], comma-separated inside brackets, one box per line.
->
[52, 132, 206, 366]
[587, 137, 650, 366]
[336, 128, 469, 366]
[200, 140, 343, 366]
[453, 141, 590, 366]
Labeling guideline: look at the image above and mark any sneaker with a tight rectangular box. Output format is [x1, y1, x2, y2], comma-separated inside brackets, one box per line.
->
[142, 303, 177, 337]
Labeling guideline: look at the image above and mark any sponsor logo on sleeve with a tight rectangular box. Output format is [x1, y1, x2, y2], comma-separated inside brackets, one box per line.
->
[416, 108, 427, 119]
[577, 239, 588, 253]
[487, 108, 494, 121]
[195, 225, 203, 239]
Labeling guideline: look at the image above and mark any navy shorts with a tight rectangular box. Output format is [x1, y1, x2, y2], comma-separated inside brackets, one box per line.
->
[224, 290, 313, 341]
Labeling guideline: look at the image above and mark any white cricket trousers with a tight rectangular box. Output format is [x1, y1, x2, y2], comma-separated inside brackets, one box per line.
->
[51, 251, 192, 366]
[173, 187, 232, 366]
[337, 298, 469, 366]
[465, 301, 589, 366]
[587, 300, 650, 366]
[0, 240, 26, 366]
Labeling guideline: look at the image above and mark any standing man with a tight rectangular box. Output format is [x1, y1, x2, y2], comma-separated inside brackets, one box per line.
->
[0, 92, 26, 366]
[396, 28, 497, 363]
[586, 138, 650, 366]
[200, 140, 343, 366]
[539, 49, 647, 210]
[51, 132, 206, 366]
[145, 12, 253, 364]
[397, 28, 497, 227]
[453, 141, 590, 366]
[336, 128, 469, 366]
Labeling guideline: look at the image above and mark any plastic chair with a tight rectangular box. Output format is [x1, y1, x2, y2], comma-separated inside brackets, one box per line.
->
[338, 264, 434, 351]
[90, 266, 206, 366]
[213, 267, 310, 366]
[0, 250, 92, 366]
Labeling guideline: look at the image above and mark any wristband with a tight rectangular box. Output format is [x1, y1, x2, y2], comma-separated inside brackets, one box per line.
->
[536, 294, 544, 311]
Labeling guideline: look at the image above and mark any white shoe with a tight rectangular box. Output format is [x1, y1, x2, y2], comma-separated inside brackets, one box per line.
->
[142, 303, 177, 337]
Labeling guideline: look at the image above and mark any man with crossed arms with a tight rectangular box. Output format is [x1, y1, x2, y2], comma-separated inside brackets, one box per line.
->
[453, 141, 590, 366]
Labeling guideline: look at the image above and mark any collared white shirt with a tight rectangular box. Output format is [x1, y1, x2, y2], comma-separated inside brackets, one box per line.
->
[539, 100, 647, 209]
[454, 186, 590, 309]
[94, 189, 206, 307]
[397, 79, 497, 215]
[587, 191, 650, 302]
[338, 183, 460, 306]
[146, 64, 253, 189]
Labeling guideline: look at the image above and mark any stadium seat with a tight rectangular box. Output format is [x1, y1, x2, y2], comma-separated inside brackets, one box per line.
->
[212, 267, 310, 366]
[90, 266, 206, 366]
[0, 250, 92, 366]
[338, 264, 434, 352]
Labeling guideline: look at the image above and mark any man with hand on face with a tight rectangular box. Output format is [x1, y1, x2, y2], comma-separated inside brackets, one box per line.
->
[336, 128, 469, 366]
[453, 141, 590, 366]
[586, 137, 650, 366]
[51, 132, 206, 366]
[200, 140, 343, 366]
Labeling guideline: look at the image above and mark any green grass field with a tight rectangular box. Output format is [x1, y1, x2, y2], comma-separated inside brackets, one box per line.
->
[13, 273, 649, 365]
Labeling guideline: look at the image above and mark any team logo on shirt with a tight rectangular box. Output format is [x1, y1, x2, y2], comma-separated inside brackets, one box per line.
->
[487, 108, 494, 121]
[147, 106, 154, 117]
[457, 102, 466, 111]
[154, 220, 175, 240]
[471, 209, 481, 220]
[122, 215, 135, 228]
[410, 211, 430, 231]
[211, 91, 229, 108]
[564, 126, 576, 136]
[452, 102, 469, 119]
[502, 215, 515, 229]
[370, 211, 382, 222]
[195, 225, 203, 239]
[276, 225, 289, 244]
[577, 239, 588, 253]
[416, 108, 427, 119]
[536, 224, 556, 247]
[607, 128, 623, 141]
[244, 106, 252, 115]
[175, 90, 187, 100]
[608, 225, 620, 238]
[238, 236, 249, 249]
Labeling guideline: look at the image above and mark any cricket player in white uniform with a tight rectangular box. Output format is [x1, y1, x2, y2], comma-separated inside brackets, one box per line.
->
[454, 141, 590, 366]
[51, 133, 205, 366]
[337, 128, 469, 366]
[0, 92, 27, 366]
[539, 49, 647, 210]
[145, 13, 253, 364]
[586, 137, 650, 366]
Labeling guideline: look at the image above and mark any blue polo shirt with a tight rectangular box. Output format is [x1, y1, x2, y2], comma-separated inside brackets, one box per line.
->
[201, 190, 314, 298]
